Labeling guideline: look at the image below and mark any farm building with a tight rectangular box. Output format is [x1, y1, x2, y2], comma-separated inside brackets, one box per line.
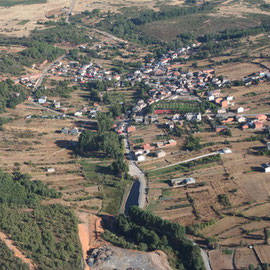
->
[154, 150, 166, 158]
[134, 116, 143, 123]
[127, 126, 136, 133]
[236, 115, 246, 123]
[262, 163, 270, 173]
[256, 114, 267, 121]
[167, 139, 177, 147]
[74, 111, 83, 117]
[47, 168, 55, 173]
[70, 127, 79, 135]
[254, 121, 264, 129]
[237, 107, 244, 113]
[38, 96, 47, 104]
[170, 177, 196, 187]
[61, 127, 69, 135]
[137, 155, 145, 162]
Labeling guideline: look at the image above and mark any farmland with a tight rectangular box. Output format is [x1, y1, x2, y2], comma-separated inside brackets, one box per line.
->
[1, 0, 270, 268]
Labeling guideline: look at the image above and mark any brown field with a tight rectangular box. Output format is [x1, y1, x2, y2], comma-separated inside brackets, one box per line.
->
[0, 102, 103, 213]
[221, 81, 270, 114]
[216, 62, 263, 80]
[0, 0, 70, 37]
[254, 245, 270, 264]
[209, 250, 233, 270]
[234, 248, 259, 269]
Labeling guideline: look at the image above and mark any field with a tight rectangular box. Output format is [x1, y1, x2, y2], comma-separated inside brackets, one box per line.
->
[142, 14, 258, 42]
[0, 100, 130, 216]
[0, 0, 46, 7]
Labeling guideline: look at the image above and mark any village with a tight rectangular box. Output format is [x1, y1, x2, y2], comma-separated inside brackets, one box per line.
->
[1, 26, 270, 270]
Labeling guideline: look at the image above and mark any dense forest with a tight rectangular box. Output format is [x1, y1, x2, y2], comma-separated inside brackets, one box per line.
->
[103, 206, 205, 270]
[0, 239, 29, 270]
[0, 169, 83, 270]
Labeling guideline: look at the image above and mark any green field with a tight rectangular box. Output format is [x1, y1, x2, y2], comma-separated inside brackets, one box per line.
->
[154, 101, 201, 113]
[80, 160, 131, 215]
[141, 14, 260, 42]
[0, 0, 46, 7]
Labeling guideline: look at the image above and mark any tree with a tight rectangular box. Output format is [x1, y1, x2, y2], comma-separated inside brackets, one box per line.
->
[111, 154, 128, 177]
[111, 103, 122, 118]
[97, 113, 113, 132]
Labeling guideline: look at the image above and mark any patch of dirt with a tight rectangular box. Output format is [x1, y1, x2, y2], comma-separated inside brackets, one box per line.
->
[89, 246, 172, 270]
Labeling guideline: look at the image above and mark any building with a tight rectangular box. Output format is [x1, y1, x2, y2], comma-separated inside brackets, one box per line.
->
[61, 127, 69, 135]
[236, 115, 246, 123]
[74, 111, 83, 117]
[127, 126, 136, 133]
[262, 163, 270, 173]
[70, 127, 79, 135]
[267, 142, 270, 151]
[47, 168, 55, 173]
[155, 150, 166, 158]
[167, 139, 177, 147]
[237, 107, 244, 113]
[134, 116, 144, 123]
[254, 121, 264, 129]
[170, 177, 196, 187]
[256, 114, 267, 121]
[137, 155, 145, 162]
[38, 96, 47, 104]
[221, 100, 228, 108]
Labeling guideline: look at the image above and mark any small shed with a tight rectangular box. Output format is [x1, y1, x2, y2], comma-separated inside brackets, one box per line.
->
[155, 150, 166, 158]
[47, 168, 55, 173]
[70, 127, 79, 135]
[137, 155, 145, 162]
[61, 127, 69, 135]
[262, 163, 270, 173]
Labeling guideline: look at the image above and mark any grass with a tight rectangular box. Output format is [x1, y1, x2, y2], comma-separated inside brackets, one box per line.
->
[147, 155, 221, 177]
[0, 0, 46, 6]
[80, 159, 131, 215]
[154, 101, 201, 113]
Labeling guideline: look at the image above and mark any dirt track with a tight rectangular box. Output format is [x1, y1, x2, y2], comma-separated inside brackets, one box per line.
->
[0, 231, 36, 270]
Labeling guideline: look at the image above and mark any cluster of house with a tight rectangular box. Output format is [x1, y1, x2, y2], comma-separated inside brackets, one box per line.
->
[115, 123, 136, 134]
[242, 71, 270, 86]
[47, 60, 121, 84]
[133, 139, 177, 162]
[213, 113, 269, 132]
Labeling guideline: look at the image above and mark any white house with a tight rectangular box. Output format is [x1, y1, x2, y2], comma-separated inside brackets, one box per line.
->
[155, 150, 166, 158]
[74, 111, 83, 117]
[38, 96, 47, 104]
[137, 155, 145, 162]
[262, 163, 270, 173]
[47, 168, 55, 173]
[237, 107, 244, 113]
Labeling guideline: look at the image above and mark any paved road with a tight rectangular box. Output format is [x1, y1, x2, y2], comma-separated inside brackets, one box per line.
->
[149, 151, 219, 172]
[123, 133, 146, 208]
[34, 55, 65, 89]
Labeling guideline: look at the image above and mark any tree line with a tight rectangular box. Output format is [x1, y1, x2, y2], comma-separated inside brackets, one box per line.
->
[0, 169, 82, 269]
[103, 206, 205, 270]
